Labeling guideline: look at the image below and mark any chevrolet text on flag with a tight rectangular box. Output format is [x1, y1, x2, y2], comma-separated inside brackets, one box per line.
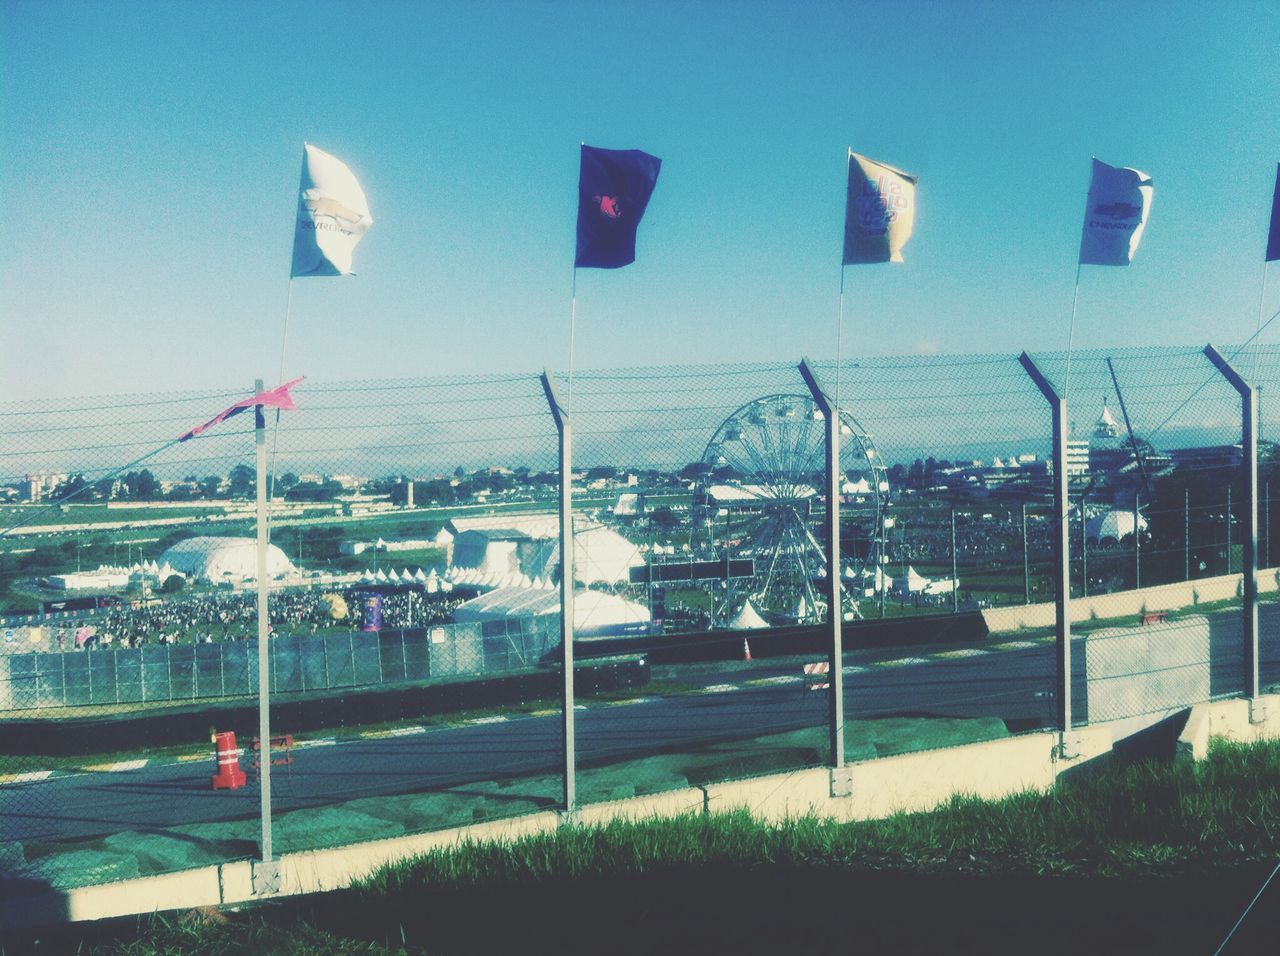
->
[843, 151, 918, 265]
[1078, 158, 1154, 266]
[575, 144, 662, 269]
[290, 143, 373, 278]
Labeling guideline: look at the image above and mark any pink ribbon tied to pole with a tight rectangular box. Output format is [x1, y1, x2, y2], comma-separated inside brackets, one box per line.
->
[178, 377, 304, 442]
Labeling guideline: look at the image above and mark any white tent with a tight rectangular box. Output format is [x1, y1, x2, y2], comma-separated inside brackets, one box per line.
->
[453, 586, 650, 637]
[728, 600, 769, 630]
[449, 520, 643, 587]
[793, 595, 824, 620]
[1086, 510, 1148, 543]
[893, 566, 933, 594]
[158, 537, 296, 583]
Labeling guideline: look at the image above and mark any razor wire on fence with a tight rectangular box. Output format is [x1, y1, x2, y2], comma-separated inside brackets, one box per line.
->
[0, 346, 1276, 894]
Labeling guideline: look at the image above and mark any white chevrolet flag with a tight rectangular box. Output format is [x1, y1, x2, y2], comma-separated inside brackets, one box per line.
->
[290, 143, 373, 277]
[1078, 158, 1153, 266]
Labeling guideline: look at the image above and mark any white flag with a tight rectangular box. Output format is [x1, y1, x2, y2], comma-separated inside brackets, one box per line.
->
[290, 143, 373, 278]
[1078, 158, 1153, 266]
[843, 151, 918, 265]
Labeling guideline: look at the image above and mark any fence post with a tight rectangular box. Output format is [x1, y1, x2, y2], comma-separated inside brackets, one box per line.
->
[1019, 353, 1077, 756]
[799, 359, 847, 788]
[1185, 488, 1191, 581]
[1022, 503, 1030, 604]
[61, 652, 67, 707]
[952, 507, 960, 613]
[1134, 491, 1141, 590]
[541, 369, 576, 817]
[1080, 487, 1089, 598]
[252, 378, 278, 891]
[1202, 345, 1262, 715]
[878, 516, 886, 619]
[1227, 485, 1233, 574]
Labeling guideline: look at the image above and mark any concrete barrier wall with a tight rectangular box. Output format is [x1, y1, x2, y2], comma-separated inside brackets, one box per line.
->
[981, 569, 1280, 633]
[0, 720, 1125, 928]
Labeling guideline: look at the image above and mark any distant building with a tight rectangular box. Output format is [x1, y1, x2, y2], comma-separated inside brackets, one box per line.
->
[613, 491, 646, 518]
[1065, 440, 1090, 476]
[21, 473, 67, 502]
[1168, 445, 1243, 471]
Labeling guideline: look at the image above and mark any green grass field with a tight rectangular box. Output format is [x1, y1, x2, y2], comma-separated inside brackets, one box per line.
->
[21, 737, 1280, 954]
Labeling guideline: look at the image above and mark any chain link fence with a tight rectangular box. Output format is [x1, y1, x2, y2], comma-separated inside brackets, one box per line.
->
[1, 345, 1275, 896]
[1022, 346, 1255, 725]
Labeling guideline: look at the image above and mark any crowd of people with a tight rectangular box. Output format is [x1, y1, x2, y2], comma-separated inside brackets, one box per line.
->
[49, 586, 467, 651]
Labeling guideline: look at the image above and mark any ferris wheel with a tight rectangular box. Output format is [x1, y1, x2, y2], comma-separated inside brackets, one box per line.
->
[695, 394, 887, 624]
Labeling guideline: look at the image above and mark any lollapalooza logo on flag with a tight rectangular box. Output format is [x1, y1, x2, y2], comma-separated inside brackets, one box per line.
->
[856, 176, 910, 236]
[593, 195, 622, 219]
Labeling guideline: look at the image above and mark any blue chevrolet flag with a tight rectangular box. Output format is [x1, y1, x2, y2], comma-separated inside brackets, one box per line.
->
[575, 144, 662, 269]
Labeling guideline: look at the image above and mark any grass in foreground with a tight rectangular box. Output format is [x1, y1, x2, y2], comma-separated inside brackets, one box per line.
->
[17, 737, 1280, 955]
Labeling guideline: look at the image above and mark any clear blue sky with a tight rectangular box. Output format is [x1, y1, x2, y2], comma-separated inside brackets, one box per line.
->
[3, 0, 1278, 399]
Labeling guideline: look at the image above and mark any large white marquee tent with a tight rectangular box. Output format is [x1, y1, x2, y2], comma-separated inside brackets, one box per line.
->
[452, 585, 651, 637]
[158, 536, 296, 582]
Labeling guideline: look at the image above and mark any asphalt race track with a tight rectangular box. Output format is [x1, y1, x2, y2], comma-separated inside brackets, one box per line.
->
[3, 603, 1278, 844]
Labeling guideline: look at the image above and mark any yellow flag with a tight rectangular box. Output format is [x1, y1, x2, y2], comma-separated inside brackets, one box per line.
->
[843, 151, 918, 265]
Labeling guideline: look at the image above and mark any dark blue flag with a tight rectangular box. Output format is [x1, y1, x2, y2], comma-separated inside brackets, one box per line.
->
[1268, 164, 1280, 262]
[575, 144, 661, 269]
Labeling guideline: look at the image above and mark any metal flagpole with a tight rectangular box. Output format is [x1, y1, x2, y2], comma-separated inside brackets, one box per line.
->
[1064, 261, 1083, 398]
[266, 279, 295, 533]
[568, 269, 577, 411]
[1249, 261, 1269, 386]
[835, 266, 846, 410]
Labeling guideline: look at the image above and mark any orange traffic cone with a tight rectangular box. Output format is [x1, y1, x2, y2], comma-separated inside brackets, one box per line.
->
[743, 638, 752, 662]
[211, 730, 247, 790]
